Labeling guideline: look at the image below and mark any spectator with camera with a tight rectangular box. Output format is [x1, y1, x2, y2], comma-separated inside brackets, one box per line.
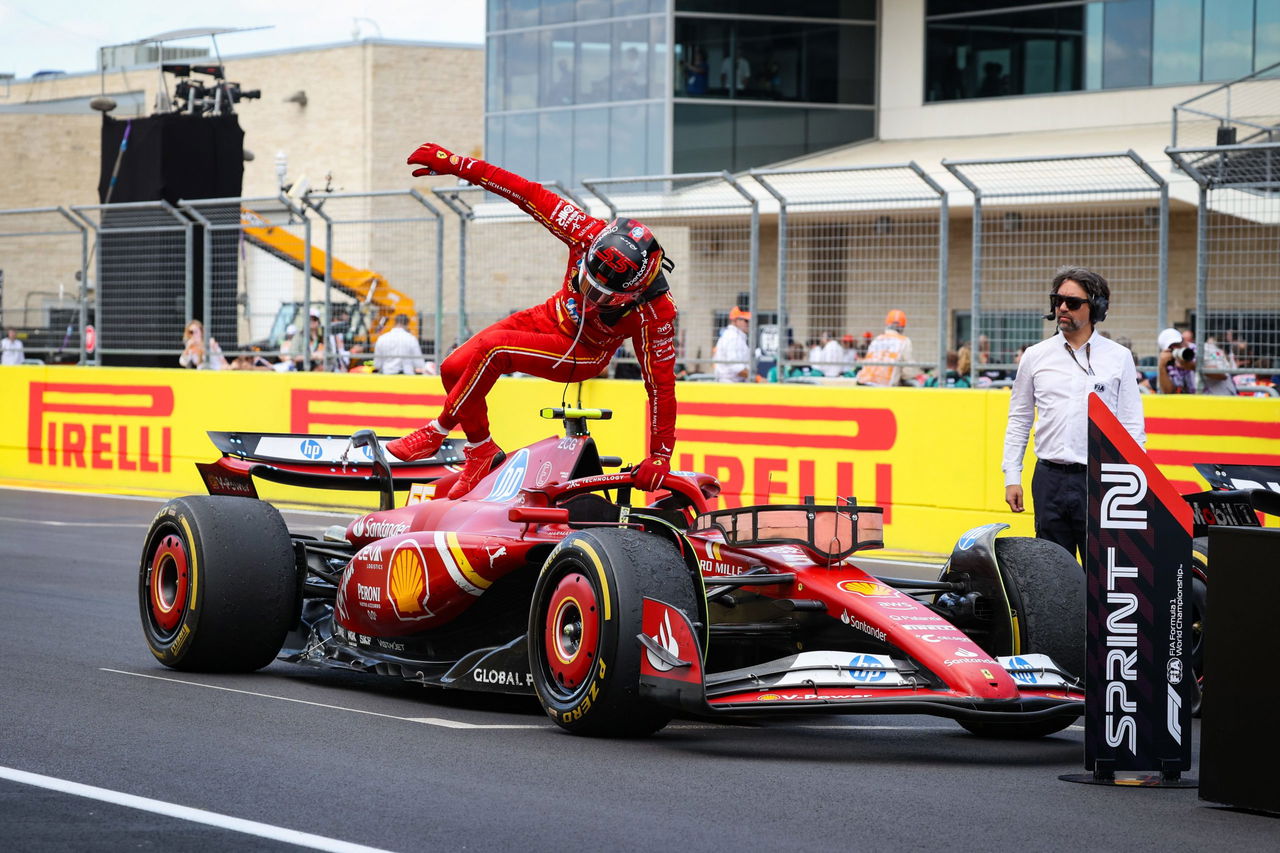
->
[1156, 327, 1236, 395]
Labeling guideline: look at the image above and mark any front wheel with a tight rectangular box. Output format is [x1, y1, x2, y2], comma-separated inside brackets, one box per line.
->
[528, 529, 698, 737]
[961, 536, 1084, 739]
[139, 496, 299, 672]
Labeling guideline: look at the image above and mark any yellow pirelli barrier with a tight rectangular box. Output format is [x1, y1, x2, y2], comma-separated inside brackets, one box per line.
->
[2, 366, 1276, 556]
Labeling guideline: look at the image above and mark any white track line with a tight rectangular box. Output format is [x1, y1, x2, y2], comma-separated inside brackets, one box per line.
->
[0, 765, 395, 853]
[0, 515, 149, 528]
[102, 669, 544, 729]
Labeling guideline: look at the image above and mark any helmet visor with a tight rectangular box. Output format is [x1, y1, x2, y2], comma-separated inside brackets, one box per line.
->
[579, 261, 637, 309]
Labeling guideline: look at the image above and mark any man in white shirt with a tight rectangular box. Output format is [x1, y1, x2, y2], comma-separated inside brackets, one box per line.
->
[373, 314, 426, 375]
[1002, 266, 1146, 563]
[813, 331, 844, 378]
[2, 328, 25, 365]
[713, 306, 752, 382]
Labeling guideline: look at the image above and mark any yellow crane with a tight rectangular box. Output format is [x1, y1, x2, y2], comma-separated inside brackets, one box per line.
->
[241, 206, 417, 345]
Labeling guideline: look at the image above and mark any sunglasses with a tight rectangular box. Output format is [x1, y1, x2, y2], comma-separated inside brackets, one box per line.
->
[1050, 294, 1089, 311]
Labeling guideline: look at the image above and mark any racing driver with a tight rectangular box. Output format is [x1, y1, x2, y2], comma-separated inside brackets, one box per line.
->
[386, 142, 679, 500]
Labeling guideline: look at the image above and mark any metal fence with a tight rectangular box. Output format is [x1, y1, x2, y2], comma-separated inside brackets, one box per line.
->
[71, 201, 190, 364]
[0, 207, 88, 362]
[431, 180, 588, 353]
[3, 148, 1279, 396]
[303, 190, 445, 367]
[750, 164, 948, 383]
[0, 193, 444, 371]
[943, 151, 1167, 385]
[1168, 142, 1280, 386]
[582, 172, 759, 378]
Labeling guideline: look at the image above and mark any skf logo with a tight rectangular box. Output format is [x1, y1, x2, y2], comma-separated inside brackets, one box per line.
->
[28, 382, 173, 472]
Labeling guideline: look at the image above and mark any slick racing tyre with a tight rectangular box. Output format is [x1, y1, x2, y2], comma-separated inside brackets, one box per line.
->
[961, 536, 1084, 739]
[529, 528, 697, 737]
[140, 496, 299, 672]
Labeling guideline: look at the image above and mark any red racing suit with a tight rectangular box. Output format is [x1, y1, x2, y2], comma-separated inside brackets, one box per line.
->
[423, 148, 679, 458]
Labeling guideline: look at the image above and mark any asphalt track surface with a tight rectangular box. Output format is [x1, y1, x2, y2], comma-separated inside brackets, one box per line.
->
[1, 488, 1274, 852]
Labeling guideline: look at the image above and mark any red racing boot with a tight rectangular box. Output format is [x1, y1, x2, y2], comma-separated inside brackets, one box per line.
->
[447, 438, 503, 499]
[386, 420, 448, 462]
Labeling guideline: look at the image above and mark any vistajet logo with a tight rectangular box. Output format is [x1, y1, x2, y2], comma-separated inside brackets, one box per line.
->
[27, 382, 173, 472]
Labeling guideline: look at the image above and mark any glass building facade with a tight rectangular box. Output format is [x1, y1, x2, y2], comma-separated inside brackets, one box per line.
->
[485, 1, 878, 186]
[925, 0, 1280, 102]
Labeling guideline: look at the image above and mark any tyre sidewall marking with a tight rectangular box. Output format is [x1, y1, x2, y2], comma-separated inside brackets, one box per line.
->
[178, 512, 199, 612]
[574, 540, 612, 622]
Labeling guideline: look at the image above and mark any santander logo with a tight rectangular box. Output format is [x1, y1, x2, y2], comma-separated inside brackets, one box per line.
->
[645, 610, 680, 672]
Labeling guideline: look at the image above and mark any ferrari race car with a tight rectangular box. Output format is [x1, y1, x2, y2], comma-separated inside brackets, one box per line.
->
[140, 408, 1086, 739]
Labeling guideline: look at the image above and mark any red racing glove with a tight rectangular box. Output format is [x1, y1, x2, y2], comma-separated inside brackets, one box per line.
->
[633, 454, 670, 492]
[407, 142, 461, 178]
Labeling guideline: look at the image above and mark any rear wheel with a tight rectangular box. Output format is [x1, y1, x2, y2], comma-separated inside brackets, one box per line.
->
[960, 536, 1084, 739]
[139, 496, 298, 671]
[529, 529, 697, 737]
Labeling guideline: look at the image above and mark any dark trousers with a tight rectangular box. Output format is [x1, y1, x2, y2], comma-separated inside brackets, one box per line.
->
[1031, 460, 1087, 564]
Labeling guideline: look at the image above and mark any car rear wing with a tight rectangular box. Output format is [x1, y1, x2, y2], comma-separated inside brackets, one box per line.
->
[1184, 462, 1280, 537]
[197, 429, 463, 510]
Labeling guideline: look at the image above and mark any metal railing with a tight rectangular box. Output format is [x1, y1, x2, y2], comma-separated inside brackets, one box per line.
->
[1172, 60, 1280, 153]
[1168, 142, 1280, 384]
[2, 149, 1277, 395]
[943, 151, 1168, 386]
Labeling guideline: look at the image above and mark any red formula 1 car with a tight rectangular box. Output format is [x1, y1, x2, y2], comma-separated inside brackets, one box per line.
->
[139, 408, 1085, 738]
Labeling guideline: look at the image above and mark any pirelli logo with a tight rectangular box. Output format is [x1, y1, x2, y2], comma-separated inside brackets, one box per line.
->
[290, 389, 447, 433]
[674, 401, 897, 518]
[27, 382, 173, 472]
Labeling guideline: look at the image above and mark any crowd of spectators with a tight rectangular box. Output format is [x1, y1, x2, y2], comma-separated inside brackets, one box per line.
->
[158, 305, 1273, 397]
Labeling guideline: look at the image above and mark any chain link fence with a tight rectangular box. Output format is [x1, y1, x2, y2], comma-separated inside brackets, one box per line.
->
[751, 164, 948, 384]
[304, 190, 444, 368]
[71, 201, 190, 365]
[1168, 142, 1280, 390]
[181, 196, 306, 368]
[5, 150, 1279, 397]
[943, 151, 1167, 385]
[583, 172, 758, 379]
[0, 207, 88, 363]
[431, 181, 588, 356]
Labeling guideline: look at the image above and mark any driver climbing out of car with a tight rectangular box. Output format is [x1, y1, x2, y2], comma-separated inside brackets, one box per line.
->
[386, 142, 680, 500]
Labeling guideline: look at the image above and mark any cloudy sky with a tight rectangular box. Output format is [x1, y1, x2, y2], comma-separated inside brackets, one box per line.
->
[0, 0, 486, 79]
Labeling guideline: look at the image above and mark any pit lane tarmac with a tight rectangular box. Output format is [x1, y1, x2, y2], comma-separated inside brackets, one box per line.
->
[1, 487, 1273, 852]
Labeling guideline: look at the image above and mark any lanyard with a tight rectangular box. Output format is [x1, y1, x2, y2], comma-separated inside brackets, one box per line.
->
[1064, 341, 1093, 376]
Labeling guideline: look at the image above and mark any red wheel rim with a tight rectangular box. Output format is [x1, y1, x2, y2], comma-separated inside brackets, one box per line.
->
[543, 571, 599, 691]
[149, 534, 189, 633]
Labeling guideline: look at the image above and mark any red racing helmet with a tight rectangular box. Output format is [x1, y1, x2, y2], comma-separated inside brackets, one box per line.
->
[580, 218, 667, 310]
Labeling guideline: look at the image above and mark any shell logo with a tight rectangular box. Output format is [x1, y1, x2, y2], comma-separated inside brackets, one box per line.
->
[757, 693, 781, 702]
[839, 580, 894, 597]
[388, 543, 433, 620]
